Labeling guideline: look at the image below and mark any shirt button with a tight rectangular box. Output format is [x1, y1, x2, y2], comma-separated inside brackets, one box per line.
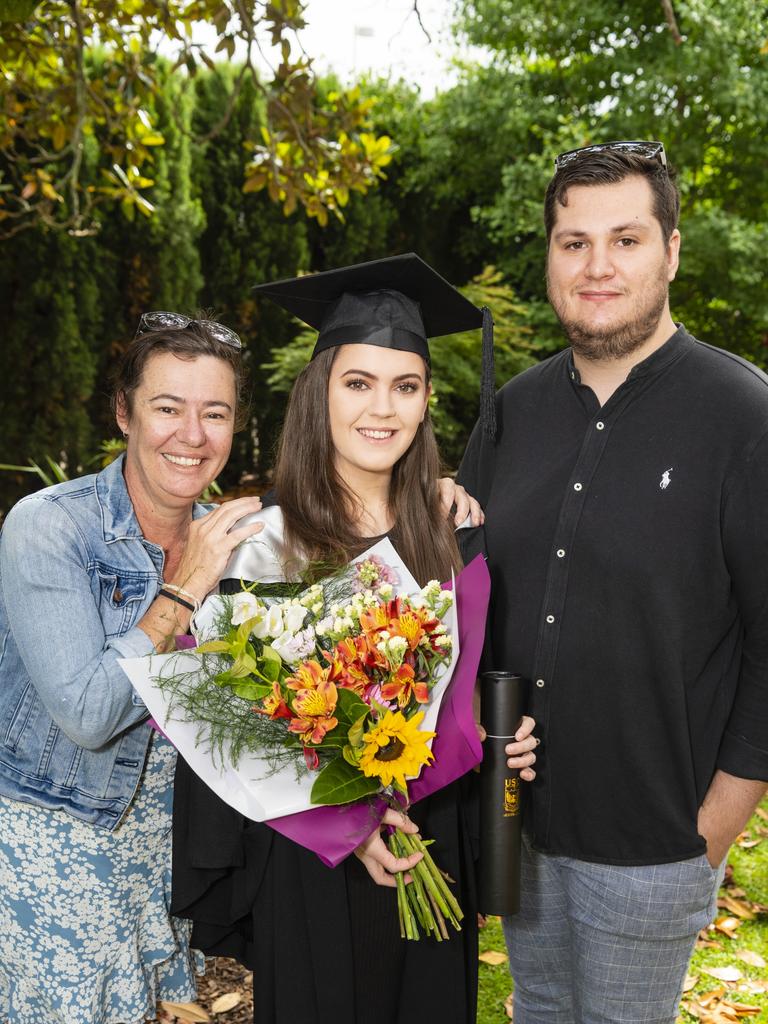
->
[535, 678, 545, 688]
[574, 482, 583, 491]
[114, 588, 123, 603]
[546, 614, 555, 623]
[556, 548, 565, 558]
[596, 421, 605, 430]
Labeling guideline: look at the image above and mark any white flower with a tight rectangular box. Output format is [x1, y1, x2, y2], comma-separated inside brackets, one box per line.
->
[283, 603, 308, 633]
[311, 601, 324, 615]
[272, 627, 317, 665]
[252, 604, 284, 639]
[231, 592, 264, 626]
[315, 616, 334, 636]
[378, 583, 394, 599]
[408, 593, 427, 609]
[435, 635, 453, 648]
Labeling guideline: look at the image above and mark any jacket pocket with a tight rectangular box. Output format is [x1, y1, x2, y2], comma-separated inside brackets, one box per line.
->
[3, 679, 39, 753]
[95, 568, 152, 637]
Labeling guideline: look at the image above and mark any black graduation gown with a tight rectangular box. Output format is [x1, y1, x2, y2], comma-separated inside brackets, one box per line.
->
[170, 529, 480, 1024]
[172, 763, 478, 1024]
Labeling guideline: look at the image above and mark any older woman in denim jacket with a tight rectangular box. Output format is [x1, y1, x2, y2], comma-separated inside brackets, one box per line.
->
[0, 315, 264, 1024]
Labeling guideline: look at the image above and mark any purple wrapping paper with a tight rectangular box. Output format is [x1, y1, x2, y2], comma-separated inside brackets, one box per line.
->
[266, 553, 490, 867]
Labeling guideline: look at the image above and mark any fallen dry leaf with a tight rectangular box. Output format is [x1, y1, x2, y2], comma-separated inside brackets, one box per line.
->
[697, 937, 726, 950]
[718, 895, 756, 920]
[738, 979, 768, 994]
[479, 949, 508, 966]
[698, 987, 728, 1006]
[722, 1001, 762, 1016]
[702, 966, 743, 983]
[737, 839, 761, 849]
[714, 916, 743, 939]
[683, 974, 700, 993]
[504, 992, 514, 1020]
[735, 950, 767, 969]
[159, 1002, 210, 1023]
[754, 807, 768, 823]
[210, 992, 242, 1014]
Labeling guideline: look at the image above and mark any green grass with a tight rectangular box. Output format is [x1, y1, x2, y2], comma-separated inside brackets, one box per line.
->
[477, 799, 768, 1024]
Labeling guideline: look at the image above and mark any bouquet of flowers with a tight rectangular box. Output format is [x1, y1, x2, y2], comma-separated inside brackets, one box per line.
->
[120, 535, 491, 941]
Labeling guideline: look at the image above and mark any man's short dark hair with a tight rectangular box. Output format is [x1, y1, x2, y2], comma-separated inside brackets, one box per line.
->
[544, 150, 680, 244]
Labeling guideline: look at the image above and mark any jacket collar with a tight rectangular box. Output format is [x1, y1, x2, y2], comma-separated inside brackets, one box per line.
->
[95, 453, 209, 543]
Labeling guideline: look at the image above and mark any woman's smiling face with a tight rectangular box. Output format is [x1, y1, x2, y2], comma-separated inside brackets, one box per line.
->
[327, 343, 431, 487]
[117, 350, 236, 511]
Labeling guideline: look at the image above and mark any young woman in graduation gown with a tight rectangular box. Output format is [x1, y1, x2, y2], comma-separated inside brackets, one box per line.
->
[170, 256, 538, 1024]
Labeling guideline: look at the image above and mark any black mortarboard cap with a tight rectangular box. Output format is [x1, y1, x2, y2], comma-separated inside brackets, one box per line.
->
[254, 253, 497, 439]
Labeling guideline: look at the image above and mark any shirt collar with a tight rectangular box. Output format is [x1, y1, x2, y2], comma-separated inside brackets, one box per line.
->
[95, 452, 209, 542]
[566, 323, 693, 385]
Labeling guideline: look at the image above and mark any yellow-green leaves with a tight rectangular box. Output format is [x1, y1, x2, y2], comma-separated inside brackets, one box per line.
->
[0, 0, 396, 235]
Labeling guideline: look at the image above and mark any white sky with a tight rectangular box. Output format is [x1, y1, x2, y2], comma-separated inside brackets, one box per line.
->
[297, 0, 469, 97]
[187, 0, 477, 98]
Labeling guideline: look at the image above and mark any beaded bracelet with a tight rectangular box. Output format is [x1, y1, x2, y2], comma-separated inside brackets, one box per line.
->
[161, 582, 201, 611]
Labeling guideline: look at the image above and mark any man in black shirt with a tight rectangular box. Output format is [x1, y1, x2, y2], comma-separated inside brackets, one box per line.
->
[459, 142, 768, 1022]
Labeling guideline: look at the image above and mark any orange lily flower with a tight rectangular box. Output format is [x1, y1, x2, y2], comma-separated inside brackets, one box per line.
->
[286, 660, 339, 745]
[258, 681, 291, 720]
[380, 662, 429, 707]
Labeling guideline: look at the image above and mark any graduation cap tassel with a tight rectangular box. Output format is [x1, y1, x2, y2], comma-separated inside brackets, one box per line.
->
[480, 306, 497, 441]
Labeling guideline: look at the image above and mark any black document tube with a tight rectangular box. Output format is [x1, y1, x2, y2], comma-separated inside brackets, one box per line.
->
[478, 671, 528, 916]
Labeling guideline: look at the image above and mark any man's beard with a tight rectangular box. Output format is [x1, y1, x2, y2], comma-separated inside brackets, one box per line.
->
[547, 272, 669, 362]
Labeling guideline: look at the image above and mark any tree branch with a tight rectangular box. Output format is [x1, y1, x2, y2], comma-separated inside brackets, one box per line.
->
[660, 0, 683, 45]
[412, 1, 432, 44]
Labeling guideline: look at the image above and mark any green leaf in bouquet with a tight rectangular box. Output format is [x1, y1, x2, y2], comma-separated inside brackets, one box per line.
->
[195, 639, 232, 655]
[229, 678, 273, 702]
[260, 645, 282, 683]
[317, 688, 371, 748]
[342, 743, 362, 767]
[230, 647, 259, 678]
[310, 755, 381, 805]
[347, 710, 369, 749]
[336, 687, 370, 724]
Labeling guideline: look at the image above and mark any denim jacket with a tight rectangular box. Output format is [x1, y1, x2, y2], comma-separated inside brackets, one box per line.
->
[0, 454, 205, 830]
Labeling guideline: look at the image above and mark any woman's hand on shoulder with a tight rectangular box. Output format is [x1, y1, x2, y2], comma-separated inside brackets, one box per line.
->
[172, 495, 265, 601]
[353, 808, 423, 888]
[437, 478, 485, 527]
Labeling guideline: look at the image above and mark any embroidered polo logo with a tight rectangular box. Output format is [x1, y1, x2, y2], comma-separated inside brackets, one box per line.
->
[659, 468, 673, 490]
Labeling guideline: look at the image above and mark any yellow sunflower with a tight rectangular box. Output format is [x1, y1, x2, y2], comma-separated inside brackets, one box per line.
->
[358, 710, 435, 791]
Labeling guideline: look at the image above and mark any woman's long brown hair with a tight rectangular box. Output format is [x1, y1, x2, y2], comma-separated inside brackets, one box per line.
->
[273, 347, 463, 586]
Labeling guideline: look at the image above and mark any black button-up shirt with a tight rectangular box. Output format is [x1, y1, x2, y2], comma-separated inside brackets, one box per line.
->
[458, 327, 768, 864]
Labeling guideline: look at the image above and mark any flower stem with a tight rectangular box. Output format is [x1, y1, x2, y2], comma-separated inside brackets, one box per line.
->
[391, 826, 463, 940]
[410, 831, 464, 923]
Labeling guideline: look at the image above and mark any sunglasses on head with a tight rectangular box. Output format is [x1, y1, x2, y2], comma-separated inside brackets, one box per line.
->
[555, 140, 667, 171]
[136, 311, 242, 350]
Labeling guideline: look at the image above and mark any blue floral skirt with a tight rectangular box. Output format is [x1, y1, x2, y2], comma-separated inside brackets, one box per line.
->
[0, 733, 201, 1024]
